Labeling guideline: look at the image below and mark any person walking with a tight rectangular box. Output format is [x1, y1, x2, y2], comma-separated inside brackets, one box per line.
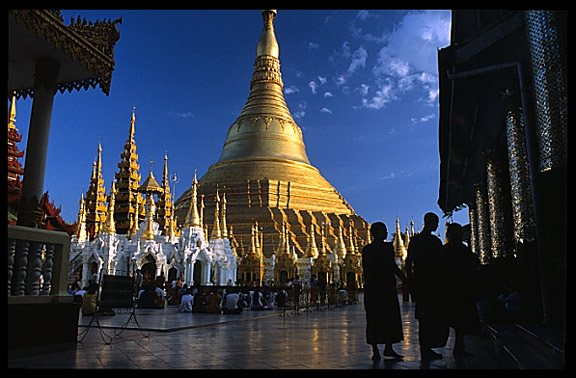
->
[444, 222, 481, 356]
[362, 222, 406, 361]
[405, 212, 449, 360]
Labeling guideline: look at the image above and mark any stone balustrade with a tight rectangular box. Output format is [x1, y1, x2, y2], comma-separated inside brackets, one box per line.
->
[7, 224, 71, 302]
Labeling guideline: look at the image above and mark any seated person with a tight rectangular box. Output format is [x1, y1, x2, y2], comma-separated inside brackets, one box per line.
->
[192, 289, 207, 313]
[264, 290, 277, 310]
[81, 282, 99, 316]
[74, 285, 86, 304]
[178, 288, 194, 313]
[205, 290, 222, 314]
[250, 288, 264, 310]
[155, 285, 166, 309]
[223, 289, 243, 314]
[138, 284, 164, 309]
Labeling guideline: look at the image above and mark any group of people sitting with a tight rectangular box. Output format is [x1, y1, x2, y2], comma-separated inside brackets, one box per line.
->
[177, 286, 280, 314]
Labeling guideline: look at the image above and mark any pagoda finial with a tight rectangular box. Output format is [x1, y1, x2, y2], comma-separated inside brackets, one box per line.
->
[220, 191, 228, 238]
[142, 194, 155, 240]
[211, 190, 221, 239]
[163, 152, 169, 186]
[184, 171, 200, 227]
[97, 141, 103, 175]
[129, 107, 136, 140]
[306, 223, 319, 259]
[75, 192, 87, 242]
[200, 194, 205, 228]
[8, 94, 16, 130]
[128, 200, 140, 238]
[102, 181, 117, 234]
[257, 10, 279, 58]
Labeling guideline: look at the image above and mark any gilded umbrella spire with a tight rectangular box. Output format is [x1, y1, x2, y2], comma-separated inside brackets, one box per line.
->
[257, 10, 279, 58]
[214, 8, 310, 165]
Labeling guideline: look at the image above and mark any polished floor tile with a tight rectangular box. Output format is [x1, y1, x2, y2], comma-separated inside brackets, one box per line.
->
[8, 295, 503, 369]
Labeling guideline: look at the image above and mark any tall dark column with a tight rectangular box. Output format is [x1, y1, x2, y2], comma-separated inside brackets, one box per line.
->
[17, 57, 60, 227]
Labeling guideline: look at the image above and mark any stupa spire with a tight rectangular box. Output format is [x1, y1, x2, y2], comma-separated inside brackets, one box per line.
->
[214, 9, 311, 166]
[256, 10, 279, 58]
[85, 142, 107, 238]
[220, 191, 228, 238]
[211, 190, 221, 239]
[102, 181, 117, 234]
[184, 171, 201, 227]
[156, 152, 172, 235]
[175, 10, 369, 264]
[114, 108, 144, 234]
[75, 192, 87, 242]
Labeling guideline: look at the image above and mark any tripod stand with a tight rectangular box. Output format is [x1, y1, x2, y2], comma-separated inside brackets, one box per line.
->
[78, 271, 112, 344]
[114, 285, 150, 338]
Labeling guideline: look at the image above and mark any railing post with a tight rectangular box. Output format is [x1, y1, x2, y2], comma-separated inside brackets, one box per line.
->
[13, 240, 30, 296]
[41, 243, 55, 295]
[26, 241, 44, 295]
[8, 225, 71, 298]
[7, 239, 17, 295]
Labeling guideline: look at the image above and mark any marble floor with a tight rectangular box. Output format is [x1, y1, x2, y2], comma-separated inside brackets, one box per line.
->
[7, 295, 503, 369]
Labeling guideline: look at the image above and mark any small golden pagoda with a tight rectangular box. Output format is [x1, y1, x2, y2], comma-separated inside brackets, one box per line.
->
[174, 10, 369, 285]
[138, 164, 164, 241]
[85, 142, 107, 238]
[113, 108, 145, 234]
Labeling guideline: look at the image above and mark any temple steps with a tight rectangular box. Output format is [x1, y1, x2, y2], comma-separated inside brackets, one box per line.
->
[483, 322, 565, 369]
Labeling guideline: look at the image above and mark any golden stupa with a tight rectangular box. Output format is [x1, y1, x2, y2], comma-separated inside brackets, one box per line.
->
[174, 10, 369, 261]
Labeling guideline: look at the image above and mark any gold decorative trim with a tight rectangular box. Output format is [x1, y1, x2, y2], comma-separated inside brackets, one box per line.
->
[9, 10, 121, 98]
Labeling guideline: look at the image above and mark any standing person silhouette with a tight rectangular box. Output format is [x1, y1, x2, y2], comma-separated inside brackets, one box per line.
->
[405, 212, 449, 360]
[444, 222, 481, 356]
[362, 222, 406, 361]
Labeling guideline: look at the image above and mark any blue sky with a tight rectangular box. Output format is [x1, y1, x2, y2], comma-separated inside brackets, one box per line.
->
[12, 9, 468, 238]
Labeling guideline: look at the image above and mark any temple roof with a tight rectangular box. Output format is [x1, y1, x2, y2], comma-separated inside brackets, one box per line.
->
[8, 10, 121, 99]
[138, 170, 163, 194]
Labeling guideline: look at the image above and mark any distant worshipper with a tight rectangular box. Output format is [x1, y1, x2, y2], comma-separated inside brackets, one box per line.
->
[264, 289, 277, 310]
[139, 284, 164, 309]
[222, 289, 243, 314]
[250, 287, 265, 311]
[178, 288, 194, 313]
[81, 282, 99, 316]
[205, 290, 222, 314]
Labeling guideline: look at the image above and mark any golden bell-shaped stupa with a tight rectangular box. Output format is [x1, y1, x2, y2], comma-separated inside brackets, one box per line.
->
[175, 10, 369, 260]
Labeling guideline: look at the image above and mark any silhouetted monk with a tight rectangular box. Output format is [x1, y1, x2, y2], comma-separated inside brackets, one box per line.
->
[444, 222, 481, 356]
[405, 212, 449, 360]
[362, 222, 406, 361]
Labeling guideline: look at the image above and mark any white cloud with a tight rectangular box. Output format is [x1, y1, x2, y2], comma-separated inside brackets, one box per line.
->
[284, 85, 299, 94]
[356, 10, 371, 21]
[347, 46, 368, 74]
[308, 42, 319, 50]
[411, 113, 436, 123]
[323, 91, 333, 98]
[361, 78, 397, 110]
[308, 81, 318, 94]
[334, 75, 347, 86]
[320, 107, 332, 114]
[171, 111, 194, 119]
[309, 76, 327, 95]
[379, 10, 450, 75]
[293, 110, 305, 119]
[360, 10, 451, 109]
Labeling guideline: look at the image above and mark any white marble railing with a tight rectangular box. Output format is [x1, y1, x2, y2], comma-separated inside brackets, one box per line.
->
[7, 225, 71, 301]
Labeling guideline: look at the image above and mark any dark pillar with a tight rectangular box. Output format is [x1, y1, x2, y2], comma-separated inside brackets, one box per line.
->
[17, 57, 60, 227]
